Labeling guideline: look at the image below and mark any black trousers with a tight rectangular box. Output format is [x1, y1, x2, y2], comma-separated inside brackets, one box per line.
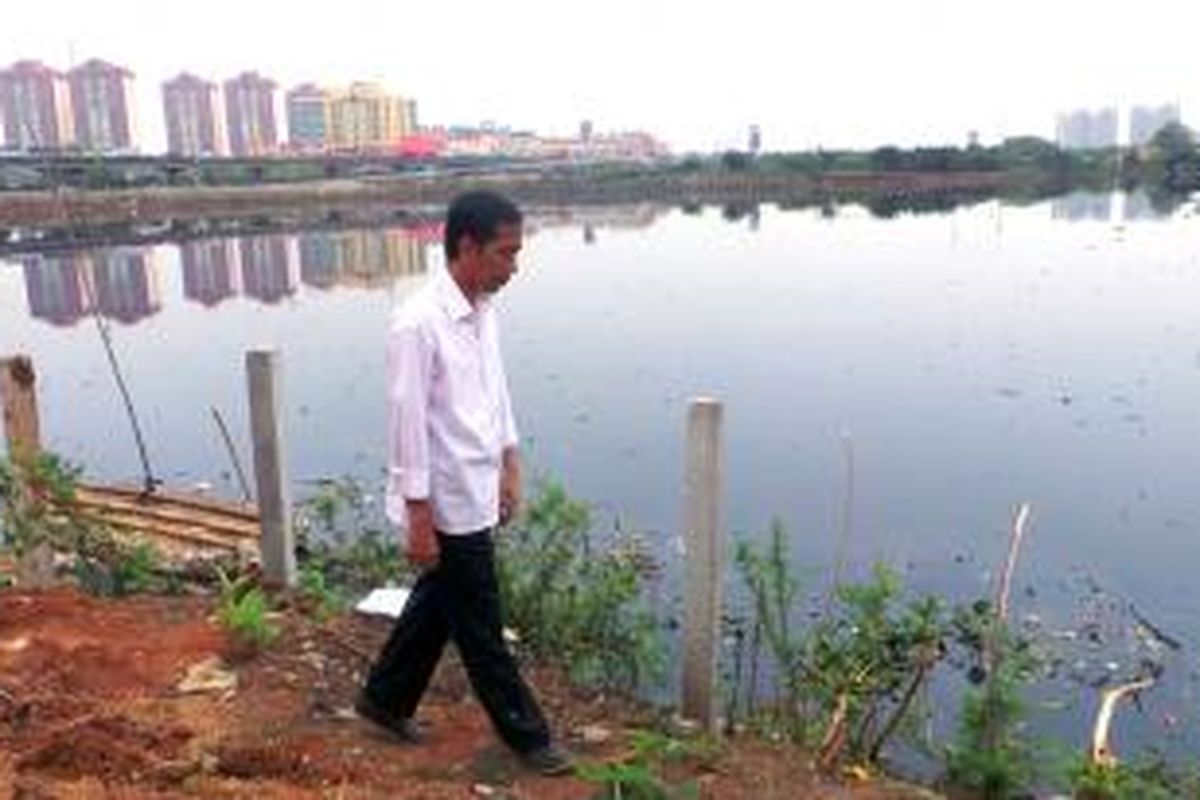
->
[362, 528, 551, 754]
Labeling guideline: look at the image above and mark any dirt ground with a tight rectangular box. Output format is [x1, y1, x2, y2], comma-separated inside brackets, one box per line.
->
[0, 588, 940, 799]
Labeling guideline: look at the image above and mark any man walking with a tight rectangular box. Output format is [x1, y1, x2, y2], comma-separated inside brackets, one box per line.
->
[357, 190, 572, 776]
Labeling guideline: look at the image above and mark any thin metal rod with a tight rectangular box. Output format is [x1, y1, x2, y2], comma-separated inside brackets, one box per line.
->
[81, 270, 159, 495]
[211, 406, 252, 502]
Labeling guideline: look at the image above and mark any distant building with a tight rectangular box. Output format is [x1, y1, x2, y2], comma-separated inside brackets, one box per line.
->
[0, 60, 75, 150]
[1129, 104, 1181, 148]
[1055, 107, 1118, 150]
[748, 124, 761, 154]
[162, 73, 225, 156]
[68, 59, 137, 153]
[326, 82, 413, 152]
[224, 71, 279, 157]
[182, 239, 240, 306]
[580, 119, 593, 143]
[286, 83, 327, 152]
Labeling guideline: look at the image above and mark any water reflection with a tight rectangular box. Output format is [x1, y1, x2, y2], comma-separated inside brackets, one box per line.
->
[4, 192, 1190, 331]
[299, 229, 427, 290]
[182, 239, 238, 307]
[22, 248, 161, 326]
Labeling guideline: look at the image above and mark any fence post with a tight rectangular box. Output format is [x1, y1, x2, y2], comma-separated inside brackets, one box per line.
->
[246, 349, 296, 587]
[1, 355, 41, 462]
[681, 397, 725, 734]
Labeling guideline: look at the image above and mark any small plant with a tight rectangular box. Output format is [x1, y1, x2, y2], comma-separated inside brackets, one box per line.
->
[496, 481, 665, 692]
[294, 477, 411, 595]
[1068, 754, 1200, 800]
[943, 600, 1038, 798]
[576, 730, 706, 800]
[297, 559, 344, 620]
[733, 523, 944, 768]
[216, 567, 279, 653]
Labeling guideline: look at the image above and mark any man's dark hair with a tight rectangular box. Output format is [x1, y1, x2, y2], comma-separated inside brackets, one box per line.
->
[444, 190, 523, 260]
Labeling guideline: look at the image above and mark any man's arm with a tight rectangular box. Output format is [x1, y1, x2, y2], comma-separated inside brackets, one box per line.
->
[386, 323, 438, 565]
[497, 348, 521, 527]
[499, 446, 521, 527]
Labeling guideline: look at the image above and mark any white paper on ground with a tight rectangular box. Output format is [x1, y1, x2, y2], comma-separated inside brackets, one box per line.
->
[354, 587, 412, 618]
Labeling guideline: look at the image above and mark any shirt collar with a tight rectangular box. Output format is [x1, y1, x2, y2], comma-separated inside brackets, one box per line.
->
[435, 269, 481, 322]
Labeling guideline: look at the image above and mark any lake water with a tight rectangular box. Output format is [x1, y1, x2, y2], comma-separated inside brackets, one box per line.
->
[3, 190, 1200, 762]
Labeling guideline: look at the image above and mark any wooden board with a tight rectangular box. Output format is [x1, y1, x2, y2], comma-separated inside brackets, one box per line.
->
[73, 483, 261, 559]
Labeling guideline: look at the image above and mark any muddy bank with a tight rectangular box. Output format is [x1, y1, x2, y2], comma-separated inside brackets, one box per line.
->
[0, 170, 1018, 228]
[0, 588, 938, 798]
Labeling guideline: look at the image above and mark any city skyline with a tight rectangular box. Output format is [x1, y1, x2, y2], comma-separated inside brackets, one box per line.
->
[3, 0, 1198, 154]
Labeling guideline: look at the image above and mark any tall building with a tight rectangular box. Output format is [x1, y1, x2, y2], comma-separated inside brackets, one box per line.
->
[1130, 104, 1181, 147]
[68, 59, 137, 152]
[162, 73, 225, 156]
[326, 82, 413, 152]
[0, 60, 75, 150]
[286, 83, 327, 152]
[224, 71, 279, 157]
[1055, 107, 1118, 150]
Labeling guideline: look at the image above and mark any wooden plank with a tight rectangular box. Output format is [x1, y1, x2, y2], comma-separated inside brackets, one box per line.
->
[75, 485, 260, 530]
[73, 490, 260, 540]
[79, 483, 259, 522]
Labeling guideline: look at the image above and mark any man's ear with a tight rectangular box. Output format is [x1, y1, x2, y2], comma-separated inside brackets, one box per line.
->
[457, 233, 480, 261]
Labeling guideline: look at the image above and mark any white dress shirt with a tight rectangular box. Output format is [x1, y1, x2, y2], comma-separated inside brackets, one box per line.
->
[385, 269, 519, 535]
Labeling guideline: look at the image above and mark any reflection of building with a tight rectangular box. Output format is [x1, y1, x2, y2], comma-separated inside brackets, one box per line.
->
[91, 248, 161, 324]
[224, 71, 278, 157]
[1055, 107, 1118, 150]
[326, 82, 414, 152]
[1129, 104, 1181, 148]
[534, 204, 668, 232]
[239, 235, 297, 303]
[286, 83, 327, 152]
[68, 59, 137, 153]
[298, 232, 340, 288]
[300, 228, 427, 289]
[163, 73, 225, 156]
[0, 60, 75, 150]
[22, 254, 93, 325]
[182, 239, 240, 305]
[1051, 191, 1113, 222]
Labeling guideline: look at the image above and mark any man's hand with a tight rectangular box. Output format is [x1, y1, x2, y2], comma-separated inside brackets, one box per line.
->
[499, 447, 522, 527]
[405, 499, 438, 567]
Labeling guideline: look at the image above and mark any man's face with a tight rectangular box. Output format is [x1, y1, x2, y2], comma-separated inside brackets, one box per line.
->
[468, 223, 522, 294]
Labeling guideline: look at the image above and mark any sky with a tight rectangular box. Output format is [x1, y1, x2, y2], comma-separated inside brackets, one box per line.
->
[3, 0, 1199, 154]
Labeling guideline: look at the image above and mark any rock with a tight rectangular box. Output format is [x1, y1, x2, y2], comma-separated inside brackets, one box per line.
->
[578, 724, 612, 745]
[667, 715, 701, 738]
[0, 635, 29, 654]
[177, 657, 238, 694]
[472, 783, 496, 797]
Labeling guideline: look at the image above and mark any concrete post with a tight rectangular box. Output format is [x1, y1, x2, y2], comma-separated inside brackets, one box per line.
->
[681, 397, 725, 734]
[246, 349, 296, 587]
[1, 355, 41, 462]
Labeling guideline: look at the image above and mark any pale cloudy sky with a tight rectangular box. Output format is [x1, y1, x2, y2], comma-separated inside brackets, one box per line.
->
[4, 0, 1199, 153]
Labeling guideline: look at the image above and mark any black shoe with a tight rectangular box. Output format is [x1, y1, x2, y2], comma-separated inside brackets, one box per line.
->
[519, 744, 574, 776]
[354, 691, 427, 744]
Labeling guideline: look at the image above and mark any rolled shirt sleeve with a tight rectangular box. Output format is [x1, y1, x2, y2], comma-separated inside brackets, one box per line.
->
[498, 365, 520, 450]
[385, 321, 433, 527]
